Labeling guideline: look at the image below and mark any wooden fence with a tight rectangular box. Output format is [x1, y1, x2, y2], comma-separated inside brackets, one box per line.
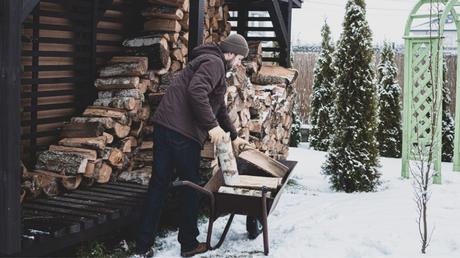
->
[292, 52, 458, 123]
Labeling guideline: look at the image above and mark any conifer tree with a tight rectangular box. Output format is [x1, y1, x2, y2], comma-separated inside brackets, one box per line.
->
[376, 42, 402, 158]
[322, 0, 380, 192]
[309, 21, 335, 151]
[442, 61, 454, 162]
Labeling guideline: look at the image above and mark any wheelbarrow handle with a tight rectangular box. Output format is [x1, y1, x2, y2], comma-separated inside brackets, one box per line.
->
[172, 180, 214, 201]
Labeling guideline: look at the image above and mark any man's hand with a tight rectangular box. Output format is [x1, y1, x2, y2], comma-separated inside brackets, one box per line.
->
[208, 126, 227, 144]
[232, 137, 251, 154]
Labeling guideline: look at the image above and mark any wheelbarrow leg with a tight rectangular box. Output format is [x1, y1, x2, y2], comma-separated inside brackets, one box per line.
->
[208, 213, 235, 250]
[261, 188, 269, 255]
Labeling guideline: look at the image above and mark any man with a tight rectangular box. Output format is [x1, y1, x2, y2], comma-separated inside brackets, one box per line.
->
[134, 34, 250, 257]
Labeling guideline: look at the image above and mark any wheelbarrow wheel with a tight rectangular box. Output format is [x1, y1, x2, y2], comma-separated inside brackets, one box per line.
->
[246, 216, 263, 239]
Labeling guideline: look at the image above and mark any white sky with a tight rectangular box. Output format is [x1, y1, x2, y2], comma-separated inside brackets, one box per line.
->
[292, 0, 419, 45]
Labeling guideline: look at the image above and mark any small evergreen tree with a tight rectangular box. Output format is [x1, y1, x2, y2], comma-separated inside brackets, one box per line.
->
[309, 21, 336, 151]
[376, 42, 402, 158]
[442, 60, 455, 162]
[289, 110, 302, 147]
[322, 0, 380, 192]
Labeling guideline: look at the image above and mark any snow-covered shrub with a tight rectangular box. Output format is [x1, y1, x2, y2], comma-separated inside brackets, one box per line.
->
[322, 0, 381, 192]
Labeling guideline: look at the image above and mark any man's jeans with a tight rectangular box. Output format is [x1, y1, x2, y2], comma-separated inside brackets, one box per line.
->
[136, 124, 201, 252]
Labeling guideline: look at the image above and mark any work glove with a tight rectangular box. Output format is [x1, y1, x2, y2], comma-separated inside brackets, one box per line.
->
[208, 126, 228, 144]
[232, 137, 251, 155]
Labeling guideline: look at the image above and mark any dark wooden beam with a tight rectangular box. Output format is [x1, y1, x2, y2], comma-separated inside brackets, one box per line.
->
[0, 0, 23, 254]
[280, 0, 292, 67]
[21, 0, 40, 22]
[189, 0, 205, 51]
[268, 0, 288, 66]
[237, 1, 248, 37]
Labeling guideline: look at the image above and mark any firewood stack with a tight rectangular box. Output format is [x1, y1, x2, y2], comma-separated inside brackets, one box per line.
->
[203, 0, 231, 43]
[22, 56, 153, 198]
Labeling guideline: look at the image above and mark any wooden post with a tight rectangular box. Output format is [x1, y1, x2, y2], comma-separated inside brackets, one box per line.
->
[237, 1, 248, 37]
[0, 0, 22, 254]
[189, 0, 204, 51]
[281, 0, 292, 67]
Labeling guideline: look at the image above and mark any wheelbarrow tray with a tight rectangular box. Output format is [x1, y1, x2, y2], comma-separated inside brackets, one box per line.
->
[173, 159, 297, 255]
[208, 159, 298, 219]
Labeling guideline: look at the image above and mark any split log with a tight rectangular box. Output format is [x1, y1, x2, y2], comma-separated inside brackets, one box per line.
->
[60, 122, 104, 138]
[180, 32, 189, 46]
[179, 12, 189, 31]
[59, 136, 107, 150]
[98, 89, 144, 101]
[243, 41, 262, 75]
[251, 66, 299, 85]
[103, 132, 114, 144]
[98, 62, 147, 78]
[118, 166, 152, 185]
[83, 106, 129, 125]
[102, 147, 124, 168]
[142, 5, 184, 20]
[84, 159, 101, 178]
[109, 56, 148, 70]
[113, 123, 131, 138]
[117, 137, 134, 152]
[218, 186, 272, 198]
[126, 46, 170, 71]
[153, 57, 171, 75]
[48, 145, 98, 161]
[93, 97, 138, 111]
[171, 48, 183, 61]
[130, 121, 145, 138]
[140, 141, 154, 150]
[70, 117, 114, 129]
[94, 76, 140, 90]
[144, 18, 181, 33]
[139, 79, 149, 94]
[148, 0, 185, 8]
[62, 175, 82, 190]
[170, 60, 182, 72]
[123, 34, 169, 49]
[36, 151, 88, 175]
[216, 135, 239, 185]
[232, 175, 281, 190]
[22, 172, 43, 199]
[94, 162, 112, 183]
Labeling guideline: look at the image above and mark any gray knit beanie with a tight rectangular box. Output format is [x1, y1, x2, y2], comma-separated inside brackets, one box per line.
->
[219, 34, 249, 57]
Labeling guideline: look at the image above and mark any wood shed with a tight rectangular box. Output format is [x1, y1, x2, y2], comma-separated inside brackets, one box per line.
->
[0, 0, 302, 256]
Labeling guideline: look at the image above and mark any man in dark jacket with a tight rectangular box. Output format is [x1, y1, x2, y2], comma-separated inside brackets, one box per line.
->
[135, 34, 250, 257]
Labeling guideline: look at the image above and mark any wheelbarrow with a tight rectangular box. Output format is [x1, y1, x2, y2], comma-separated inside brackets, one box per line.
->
[173, 157, 297, 255]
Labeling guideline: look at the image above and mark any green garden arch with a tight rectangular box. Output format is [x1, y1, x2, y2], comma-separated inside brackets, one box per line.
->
[403, 0, 460, 184]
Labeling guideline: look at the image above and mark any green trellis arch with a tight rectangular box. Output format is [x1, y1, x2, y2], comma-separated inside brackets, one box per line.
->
[403, 0, 460, 184]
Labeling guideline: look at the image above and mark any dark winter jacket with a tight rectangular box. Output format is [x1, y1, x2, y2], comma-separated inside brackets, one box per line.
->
[152, 43, 238, 146]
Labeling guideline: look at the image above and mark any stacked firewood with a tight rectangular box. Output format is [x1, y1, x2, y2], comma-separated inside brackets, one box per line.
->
[22, 57, 153, 198]
[197, 41, 297, 171]
[203, 0, 232, 43]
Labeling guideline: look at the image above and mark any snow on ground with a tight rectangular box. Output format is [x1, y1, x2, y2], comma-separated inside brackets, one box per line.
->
[148, 144, 460, 258]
